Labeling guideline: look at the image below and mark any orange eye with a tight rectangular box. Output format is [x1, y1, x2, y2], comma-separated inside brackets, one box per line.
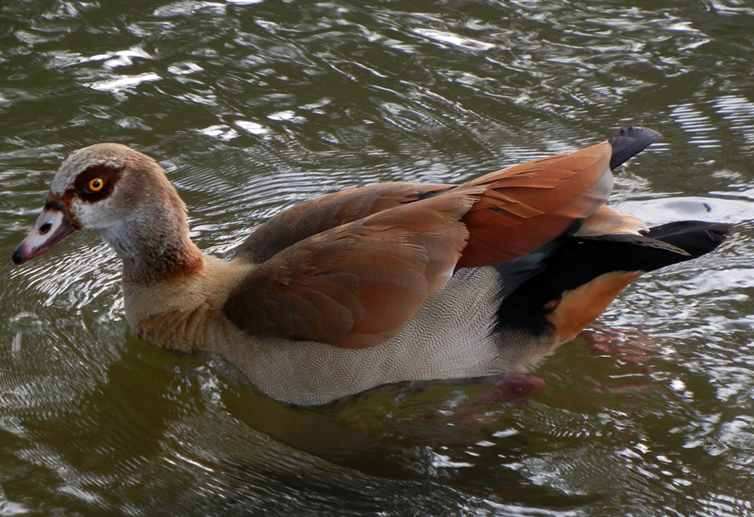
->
[88, 178, 104, 192]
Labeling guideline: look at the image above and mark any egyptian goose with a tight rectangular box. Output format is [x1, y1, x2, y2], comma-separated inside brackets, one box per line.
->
[13, 128, 731, 406]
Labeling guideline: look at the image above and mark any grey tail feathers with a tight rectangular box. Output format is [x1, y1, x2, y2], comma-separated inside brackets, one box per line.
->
[608, 127, 662, 170]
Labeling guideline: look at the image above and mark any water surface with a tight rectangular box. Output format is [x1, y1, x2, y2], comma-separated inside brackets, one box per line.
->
[1, 1, 753, 515]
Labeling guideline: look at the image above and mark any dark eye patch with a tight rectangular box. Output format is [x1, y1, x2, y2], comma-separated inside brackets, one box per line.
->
[74, 163, 124, 202]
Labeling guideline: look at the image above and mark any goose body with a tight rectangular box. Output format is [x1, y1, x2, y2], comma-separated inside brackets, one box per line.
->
[13, 128, 731, 406]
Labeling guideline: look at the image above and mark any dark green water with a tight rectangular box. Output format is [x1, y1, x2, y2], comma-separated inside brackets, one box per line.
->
[1, 1, 753, 515]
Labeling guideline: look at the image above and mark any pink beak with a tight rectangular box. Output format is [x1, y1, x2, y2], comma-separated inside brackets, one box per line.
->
[13, 201, 77, 265]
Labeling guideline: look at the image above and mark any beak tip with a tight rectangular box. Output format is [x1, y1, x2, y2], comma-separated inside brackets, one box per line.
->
[12, 246, 27, 265]
[13, 204, 77, 266]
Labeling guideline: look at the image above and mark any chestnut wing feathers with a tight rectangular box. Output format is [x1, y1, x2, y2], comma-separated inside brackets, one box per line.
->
[457, 142, 613, 267]
[223, 191, 477, 349]
[224, 140, 617, 348]
[234, 182, 452, 264]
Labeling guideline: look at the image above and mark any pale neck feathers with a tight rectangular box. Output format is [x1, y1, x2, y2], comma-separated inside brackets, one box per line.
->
[101, 162, 203, 283]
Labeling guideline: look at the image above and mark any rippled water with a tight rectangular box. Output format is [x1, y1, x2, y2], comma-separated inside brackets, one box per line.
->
[1, 1, 753, 515]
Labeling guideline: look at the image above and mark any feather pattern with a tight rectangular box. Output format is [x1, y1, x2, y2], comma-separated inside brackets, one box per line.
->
[224, 142, 617, 348]
[235, 182, 451, 264]
[224, 190, 478, 348]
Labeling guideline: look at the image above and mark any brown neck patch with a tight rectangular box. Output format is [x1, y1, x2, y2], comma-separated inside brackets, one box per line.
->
[122, 239, 205, 284]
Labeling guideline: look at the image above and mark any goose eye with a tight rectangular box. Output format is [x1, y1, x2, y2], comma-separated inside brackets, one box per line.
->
[88, 178, 104, 192]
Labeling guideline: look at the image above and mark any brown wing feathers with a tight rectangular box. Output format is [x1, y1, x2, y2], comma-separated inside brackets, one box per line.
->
[235, 182, 452, 264]
[225, 129, 660, 348]
[224, 190, 477, 348]
[575, 205, 649, 237]
[457, 141, 613, 267]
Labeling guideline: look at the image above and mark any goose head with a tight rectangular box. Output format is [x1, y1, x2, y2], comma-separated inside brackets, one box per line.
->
[13, 143, 201, 282]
